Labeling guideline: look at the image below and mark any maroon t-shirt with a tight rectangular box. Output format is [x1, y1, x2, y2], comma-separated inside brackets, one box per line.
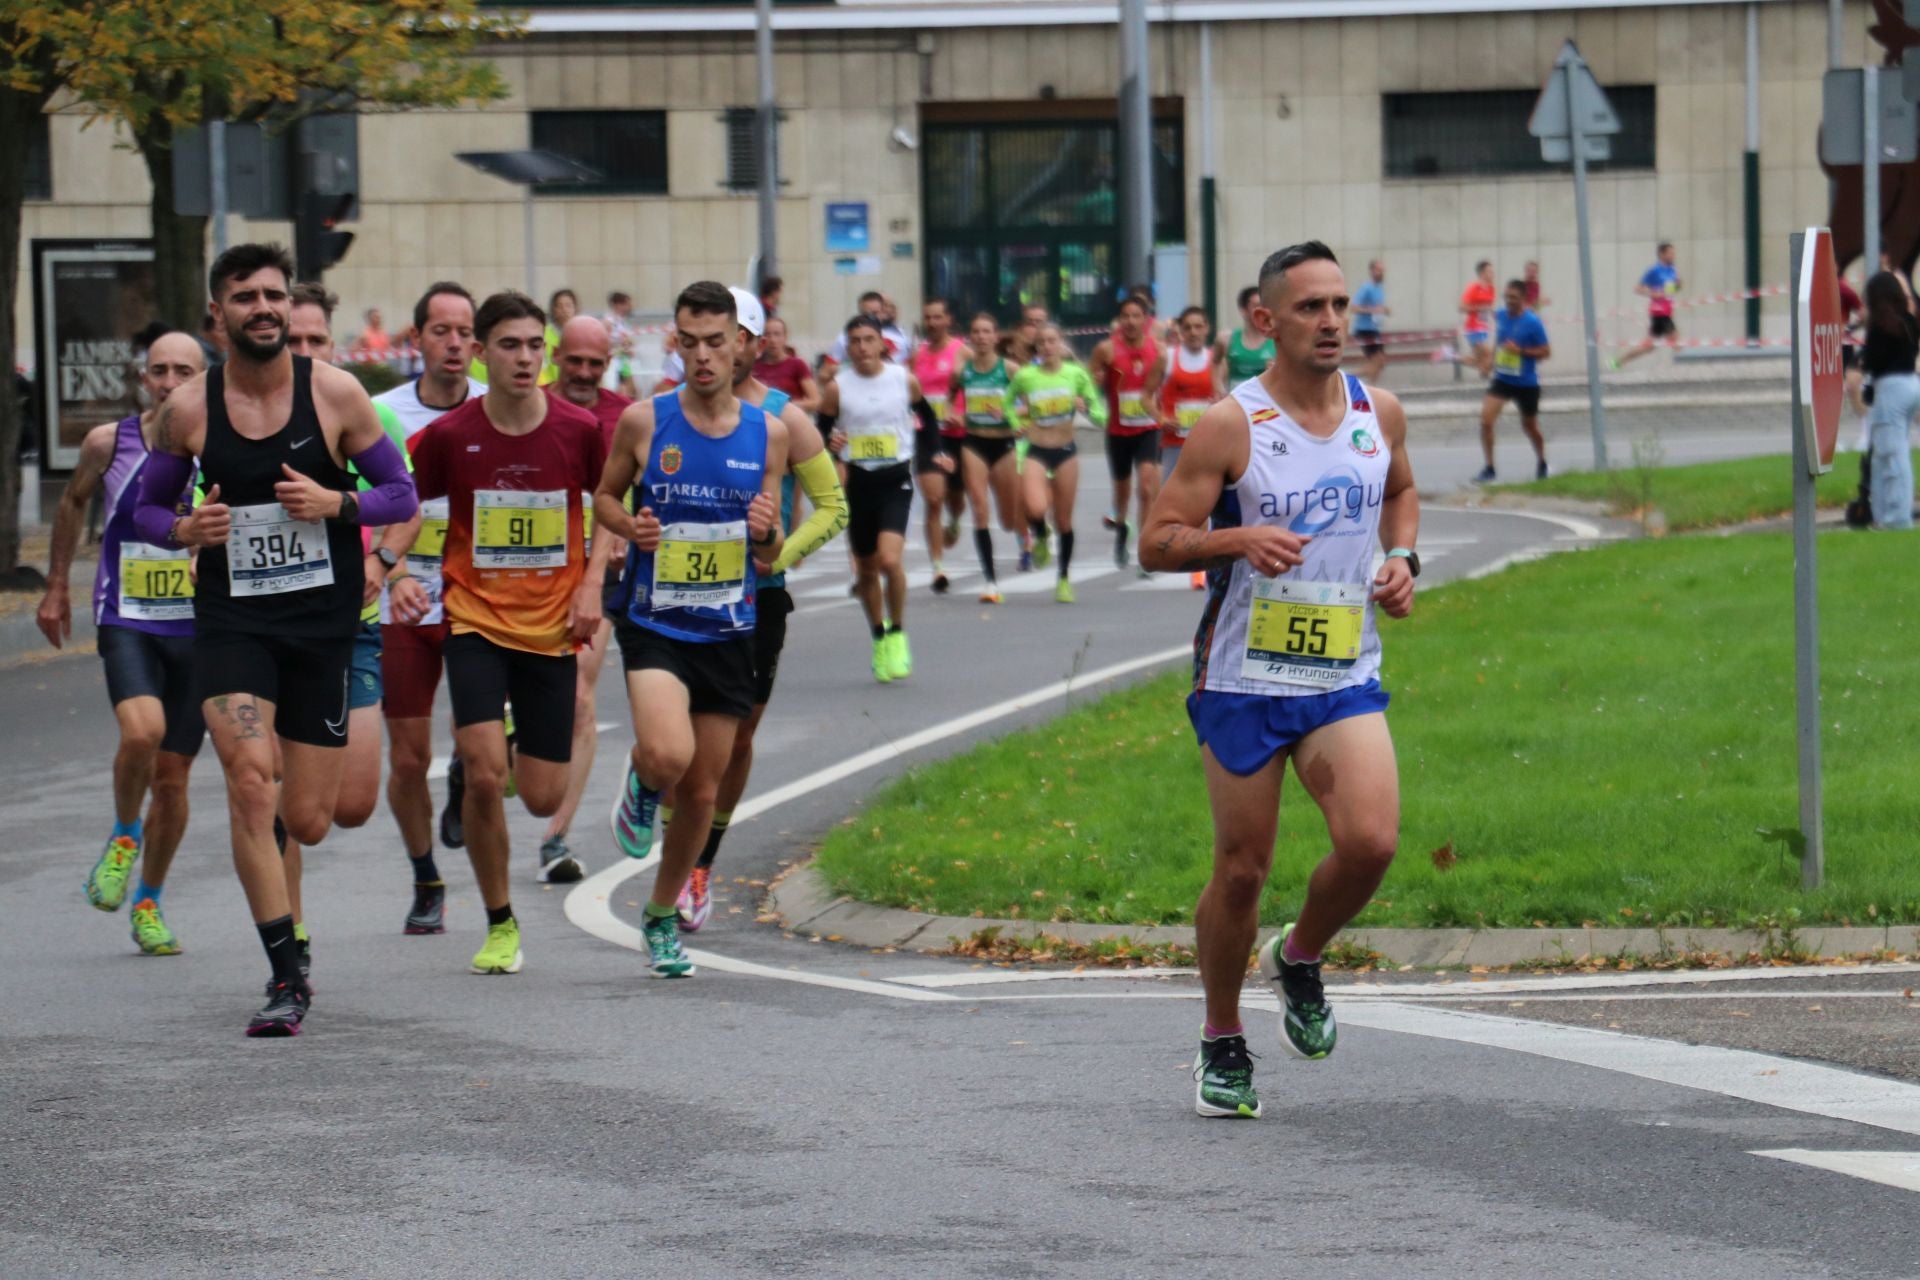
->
[409, 394, 606, 655]
[754, 353, 810, 400]
[545, 384, 634, 460]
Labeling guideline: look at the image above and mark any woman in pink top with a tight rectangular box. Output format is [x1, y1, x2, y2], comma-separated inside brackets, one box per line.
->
[909, 298, 969, 593]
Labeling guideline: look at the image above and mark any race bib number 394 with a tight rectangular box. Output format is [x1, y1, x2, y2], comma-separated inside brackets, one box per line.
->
[473, 489, 568, 570]
[228, 503, 333, 596]
[1241, 579, 1366, 687]
[119, 544, 193, 622]
[653, 520, 748, 608]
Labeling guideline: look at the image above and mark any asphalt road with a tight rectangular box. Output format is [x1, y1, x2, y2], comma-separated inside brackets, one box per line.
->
[7, 420, 1918, 1278]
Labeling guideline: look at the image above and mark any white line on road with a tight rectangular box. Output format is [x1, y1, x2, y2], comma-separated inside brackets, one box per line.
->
[1751, 1149, 1920, 1195]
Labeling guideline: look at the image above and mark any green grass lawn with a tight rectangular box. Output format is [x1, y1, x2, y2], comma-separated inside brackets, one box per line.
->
[1489, 450, 1900, 532]
[815, 531, 1920, 931]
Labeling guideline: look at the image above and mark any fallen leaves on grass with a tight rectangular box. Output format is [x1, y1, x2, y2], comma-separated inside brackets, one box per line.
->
[1430, 842, 1457, 872]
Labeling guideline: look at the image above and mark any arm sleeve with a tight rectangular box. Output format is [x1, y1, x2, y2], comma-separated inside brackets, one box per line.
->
[345, 436, 418, 526]
[910, 397, 939, 435]
[132, 451, 196, 547]
[770, 449, 849, 574]
[1006, 370, 1030, 433]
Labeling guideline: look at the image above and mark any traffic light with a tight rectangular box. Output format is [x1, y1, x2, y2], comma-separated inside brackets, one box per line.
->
[294, 191, 354, 281]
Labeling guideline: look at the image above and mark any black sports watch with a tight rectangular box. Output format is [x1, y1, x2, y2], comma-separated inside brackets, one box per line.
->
[1386, 547, 1420, 578]
[374, 546, 400, 570]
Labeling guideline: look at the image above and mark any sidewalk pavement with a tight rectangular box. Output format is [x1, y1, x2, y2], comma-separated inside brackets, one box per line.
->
[0, 554, 98, 666]
[768, 865, 1909, 967]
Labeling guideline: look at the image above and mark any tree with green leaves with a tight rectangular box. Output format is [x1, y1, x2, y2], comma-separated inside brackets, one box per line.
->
[0, 1, 520, 582]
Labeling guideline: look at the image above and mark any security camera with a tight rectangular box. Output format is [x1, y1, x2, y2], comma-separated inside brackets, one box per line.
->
[889, 125, 918, 151]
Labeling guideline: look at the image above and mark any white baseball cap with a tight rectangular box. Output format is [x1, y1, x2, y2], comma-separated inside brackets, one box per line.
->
[728, 285, 766, 338]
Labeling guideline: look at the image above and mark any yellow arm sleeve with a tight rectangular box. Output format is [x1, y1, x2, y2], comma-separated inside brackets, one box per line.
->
[771, 448, 849, 575]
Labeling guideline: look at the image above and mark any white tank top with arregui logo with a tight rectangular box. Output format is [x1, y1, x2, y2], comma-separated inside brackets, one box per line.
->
[1193, 374, 1391, 698]
[835, 363, 915, 472]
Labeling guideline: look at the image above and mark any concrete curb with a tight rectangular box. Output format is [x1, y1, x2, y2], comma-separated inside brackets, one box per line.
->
[768, 866, 1912, 965]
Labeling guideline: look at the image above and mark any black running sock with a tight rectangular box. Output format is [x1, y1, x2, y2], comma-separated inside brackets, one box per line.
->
[486, 902, 514, 927]
[1114, 524, 1129, 559]
[973, 529, 996, 583]
[258, 914, 302, 985]
[696, 812, 732, 870]
[1029, 518, 1048, 541]
[871, 622, 887, 640]
[272, 814, 289, 857]
[410, 850, 441, 883]
[1059, 530, 1075, 577]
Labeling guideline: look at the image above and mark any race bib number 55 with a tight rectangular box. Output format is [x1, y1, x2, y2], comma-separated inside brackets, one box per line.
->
[228, 503, 333, 596]
[1241, 579, 1366, 687]
[473, 489, 567, 570]
[653, 520, 748, 608]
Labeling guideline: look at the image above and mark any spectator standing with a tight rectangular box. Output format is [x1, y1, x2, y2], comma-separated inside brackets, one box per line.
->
[1862, 271, 1918, 529]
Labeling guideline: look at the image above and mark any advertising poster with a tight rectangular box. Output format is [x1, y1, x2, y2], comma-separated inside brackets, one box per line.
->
[32, 239, 158, 470]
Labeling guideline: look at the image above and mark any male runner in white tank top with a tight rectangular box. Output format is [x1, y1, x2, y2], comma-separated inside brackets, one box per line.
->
[1142, 240, 1419, 1119]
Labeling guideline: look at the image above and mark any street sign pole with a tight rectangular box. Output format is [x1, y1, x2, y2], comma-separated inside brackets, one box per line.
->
[1566, 67, 1609, 468]
[209, 119, 230, 257]
[1781, 230, 1827, 886]
[1865, 65, 1882, 276]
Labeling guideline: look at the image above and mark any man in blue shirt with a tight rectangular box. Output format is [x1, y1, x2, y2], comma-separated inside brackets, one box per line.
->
[1473, 279, 1552, 483]
[1351, 259, 1389, 383]
[1613, 241, 1682, 369]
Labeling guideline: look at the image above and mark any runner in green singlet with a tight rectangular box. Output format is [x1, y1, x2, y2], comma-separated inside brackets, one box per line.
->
[1009, 324, 1103, 603]
[955, 312, 1025, 595]
[1212, 285, 1275, 395]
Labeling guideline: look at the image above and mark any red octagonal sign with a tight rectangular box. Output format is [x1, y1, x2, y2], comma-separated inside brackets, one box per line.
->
[1797, 227, 1843, 476]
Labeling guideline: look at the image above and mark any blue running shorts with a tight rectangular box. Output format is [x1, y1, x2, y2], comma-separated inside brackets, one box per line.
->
[1186, 680, 1390, 776]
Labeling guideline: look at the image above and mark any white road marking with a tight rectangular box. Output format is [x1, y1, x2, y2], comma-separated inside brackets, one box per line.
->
[1435, 505, 1611, 541]
[1751, 1149, 1920, 1195]
[1342, 1002, 1920, 1139]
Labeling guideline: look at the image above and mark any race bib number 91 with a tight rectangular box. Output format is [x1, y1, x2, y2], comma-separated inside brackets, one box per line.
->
[473, 489, 567, 570]
[119, 544, 193, 622]
[228, 503, 333, 597]
[653, 520, 748, 608]
[1241, 579, 1366, 687]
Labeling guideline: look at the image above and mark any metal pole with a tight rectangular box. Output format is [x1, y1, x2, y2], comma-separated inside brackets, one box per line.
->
[755, 0, 778, 289]
[209, 118, 230, 257]
[1829, 0, 1844, 68]
[1744, 3, 1761, 342]
[1865, 65, 1882, 279]
[1568, 72, 1608, 469]
[1118, 0, 1154, 292]
[1198, 21, 1217, 324]
[1787, 230, 1825, 889]
[523, 184, 537, 304]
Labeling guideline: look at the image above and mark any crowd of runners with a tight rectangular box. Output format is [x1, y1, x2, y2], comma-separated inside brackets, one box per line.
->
[35, 234, 1429, 1120]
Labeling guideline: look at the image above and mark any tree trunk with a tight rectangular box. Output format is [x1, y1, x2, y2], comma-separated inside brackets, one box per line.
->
[138, 122, 209, 334]
[0, 72, 56, 579]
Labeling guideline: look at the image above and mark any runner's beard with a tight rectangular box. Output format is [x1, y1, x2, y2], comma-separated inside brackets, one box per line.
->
[228, 318, 289, 361]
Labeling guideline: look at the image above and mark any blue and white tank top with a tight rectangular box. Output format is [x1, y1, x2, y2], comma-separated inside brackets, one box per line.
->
[1192, 374, 1390, 698]
[627, 391, 767, 643]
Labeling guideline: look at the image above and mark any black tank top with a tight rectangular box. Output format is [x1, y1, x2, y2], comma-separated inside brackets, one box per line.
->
[195, 355, 363, 637]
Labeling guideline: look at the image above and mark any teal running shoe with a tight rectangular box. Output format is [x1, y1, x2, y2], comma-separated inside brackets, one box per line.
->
[1192, 1034, 1261, 1118]
[643, 911, 695, 978]
[612, 764, 659, 859]
[1257, 924, 1337, 1060]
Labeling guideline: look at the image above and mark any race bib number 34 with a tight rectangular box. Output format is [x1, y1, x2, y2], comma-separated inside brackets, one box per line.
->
[653, 520, 748, 608]
[473, 489, 567, 570]
[119, 544, 193, 622]
[1241, 579, 1366, 687]
[228, 503, 333, 596]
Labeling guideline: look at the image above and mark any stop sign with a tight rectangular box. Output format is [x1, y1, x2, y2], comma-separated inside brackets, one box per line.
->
[1797, 227, 1843, 476]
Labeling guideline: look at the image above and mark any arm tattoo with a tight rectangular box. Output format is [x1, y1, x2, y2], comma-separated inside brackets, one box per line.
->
[1154, 527, 1233, 574]
[155, 404, 176, 454]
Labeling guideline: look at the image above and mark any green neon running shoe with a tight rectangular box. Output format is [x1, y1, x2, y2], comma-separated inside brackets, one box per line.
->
[1192, 1034, 1262, 1118]
[642, 911, 695, 978]
[84, 835, 140, 912]
[1030, 534, 1051, 570]
[870, 635, 893, 684]
[129, 898, 181, 956]
[886, 629, 912, 680]
[471, 918, 523, 974]
[1258, 924, 1337, 1060]
[1054, 578, 1076, 605]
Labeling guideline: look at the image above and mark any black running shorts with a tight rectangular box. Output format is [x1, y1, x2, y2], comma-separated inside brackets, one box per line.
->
[846, 462, 914, 557]
[443, 630, 577, 762]
[615, 621, 755, 720]
[97, 624, 204, 757]
[1105, 430, 1161, 482]
[193, 628, 353, 749]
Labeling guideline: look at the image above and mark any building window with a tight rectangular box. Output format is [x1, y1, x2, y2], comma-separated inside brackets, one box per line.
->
[529, 110, 667, 195]
[1382, 86, 1655, 179]
[26, 112, 51, 201]
[723, 107, 785, 192]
